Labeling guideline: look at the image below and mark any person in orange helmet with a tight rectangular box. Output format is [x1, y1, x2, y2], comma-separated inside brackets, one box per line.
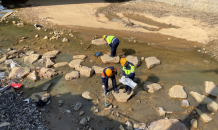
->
[120, 58, 135, 95]
[102, 66, 119, 94]
[102, 35, 119, 57]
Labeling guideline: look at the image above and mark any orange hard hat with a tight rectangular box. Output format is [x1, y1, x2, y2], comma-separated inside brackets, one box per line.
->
[102, 35, 107, 39]
[120, 58, 127, 66]
[105, 68, 113, 77]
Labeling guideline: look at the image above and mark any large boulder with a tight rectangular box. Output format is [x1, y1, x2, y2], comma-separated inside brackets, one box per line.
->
[145, 57, 160, 69]
[168, 85, 187, 99]
[68, 59, 83, 69]
[100, 54, 120, 64]
[24, 54, 40, 64]
[147, 119, 188, 130]
[143, 81, 162, 94]
[205, 81, 218, 97]
[53, 62, 68, 68]
[39, 67, 57, 79]
[9, 67, 30, 79]
[75, 65, 94, 77]
[126, 55, 140, 68]
[92, 66, 104, 74]
[73, 55, 86, 60]
[195, 108, 212, 123]
[65, 71, 79, 80]
[42, 50, 59, 59]
[189, 91, 218, 112]
[91, 38, 106, 45]
[27, 70, 37, 81]
[112, 89, 133, 102]
[30, 92, 50, 102]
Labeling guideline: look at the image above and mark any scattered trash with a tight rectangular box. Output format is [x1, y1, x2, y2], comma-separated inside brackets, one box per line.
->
[119, 76, 137, 89]
[11, 83, 22, 89]
[95, 52, 102, 57]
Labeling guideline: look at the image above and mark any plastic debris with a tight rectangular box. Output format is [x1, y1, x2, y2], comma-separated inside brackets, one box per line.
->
[119, 76, 137, 89]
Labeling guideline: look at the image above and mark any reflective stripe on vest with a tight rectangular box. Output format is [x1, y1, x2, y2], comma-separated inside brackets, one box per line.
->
[123, 64, 135, 75]
[106, 36, 115, 45]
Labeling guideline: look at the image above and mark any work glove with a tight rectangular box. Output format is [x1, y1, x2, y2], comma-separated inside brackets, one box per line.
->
[102, 85, 105, 90]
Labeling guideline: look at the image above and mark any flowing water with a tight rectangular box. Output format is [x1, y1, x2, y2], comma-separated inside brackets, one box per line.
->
[0, 3, 218, 130]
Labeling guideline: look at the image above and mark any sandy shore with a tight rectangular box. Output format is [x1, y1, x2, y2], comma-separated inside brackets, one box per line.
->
[18, 0, 218, 45]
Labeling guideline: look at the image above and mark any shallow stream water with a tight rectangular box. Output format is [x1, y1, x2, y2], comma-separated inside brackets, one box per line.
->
[0, 5, 218, 130]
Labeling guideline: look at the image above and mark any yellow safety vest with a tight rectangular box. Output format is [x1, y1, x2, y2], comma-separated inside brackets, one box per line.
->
[106, 36, 115, 45]
[123, 63, 135, 75]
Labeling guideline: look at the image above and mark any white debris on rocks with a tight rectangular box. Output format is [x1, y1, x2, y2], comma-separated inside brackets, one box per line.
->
[75, 65, 94, 77]
[68, 59, 83, 69]
[43, 36, 48, 40]
[65, 71, 79, 80]
[181, 99, 190, 108]
[168, 85, 187, 99]
[126, 55, 140, 68]
[112, 89, 133, 102]
[82, 91, 93, 100]
[91, 38, 106, 45]
[73, 55, 86, 60]
[92, 66, 104, 74]
[126, 121, 133, 130]
[134, 123, 147, 130]
[53, 62, 68, 68]
[143, 81, 162, 94]
[145, 56, 160, 69]
[195, 108, 212, 123]
[205, 81, 218, 97]
[189, 91, 218, 112]
[100, 54, 120, 64]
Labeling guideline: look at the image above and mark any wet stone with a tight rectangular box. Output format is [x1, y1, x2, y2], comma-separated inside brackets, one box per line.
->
[181, 99, 189, 108]
[79, 111, 85, 116]
[205, 81, 218, 97]
[42, 83, 52, 91]
[145, 56, 160, 69]
[58, 100, 64, 107]
[80, 117, 87, 125]
[82, 91, 93, 100]
[168, 85, 187, 99]
[72, 102, 83, 111]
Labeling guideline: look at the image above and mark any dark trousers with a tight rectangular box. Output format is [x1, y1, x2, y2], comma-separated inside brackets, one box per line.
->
[105, 75, 117, 91]
[111, 39, 119, 56]
[125, 76, 134, 92]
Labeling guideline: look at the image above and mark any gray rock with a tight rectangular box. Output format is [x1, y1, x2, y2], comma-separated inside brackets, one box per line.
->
[54, 62, 68, 68]
[168, 85, 187, 99]
[145, 57, 160, 69]
[82, 91, 93, 100]
[75, 65, 94, 77]
[58, 100, 64, 107]
[181, 99, 189, 108]
[46, 58, 54, 67]
[9, 67, 30, 79]
[42, 83, 52, 91]
[73, 55, 86, 60]
[100, 54, 120, 64]
[73, 102, 82, 111]
[79, 111, 85, 116]
[24, 54, 40, 64]
[30, 92, 50, 102]
[80, 117, 87, 125]
[205, 81, 218, 97]
[195, 108, 212, 123]
[68, 59, 83, 69]
[126, 55, 140, 68]
[91, 38, 106, 45]
[147, 119, 188, 130]
[92, 66, 104, 74]
[143, 81, 162, 94]
[65, 71, 79, 80]
[39, 67, 57, 79]
[112, 89, 133, 102]
[42, 50, 59, 59]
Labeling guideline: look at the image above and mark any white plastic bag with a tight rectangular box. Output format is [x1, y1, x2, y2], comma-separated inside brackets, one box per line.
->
[119, 76, 137, 89]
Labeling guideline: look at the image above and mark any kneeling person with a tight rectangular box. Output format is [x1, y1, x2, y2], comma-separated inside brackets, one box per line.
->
[102, 66, 119, 94]
[120, 58, 135, 95]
